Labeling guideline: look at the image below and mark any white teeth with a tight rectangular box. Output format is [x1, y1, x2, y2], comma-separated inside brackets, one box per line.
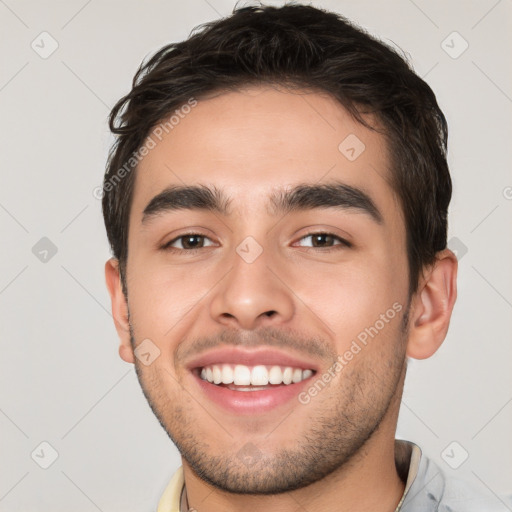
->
[292, 368, 302, 383]
[221, 364, 234, 384]
[212, 365, 222, 384]
[233, 365, 251, 385]
[227, 385, 268, 392]
[198, 363, 315, 387]
[251, 365, 268, 386]
[268, 365, 283, 384]
[302, 369, 313, 379]
[282, 367, 293, 385]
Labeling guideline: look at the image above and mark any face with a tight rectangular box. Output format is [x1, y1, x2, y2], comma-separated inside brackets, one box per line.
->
[122, 85, 411, 493]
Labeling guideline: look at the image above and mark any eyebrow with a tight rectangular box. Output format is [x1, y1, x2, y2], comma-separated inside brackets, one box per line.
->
[141, 181, 383, 225]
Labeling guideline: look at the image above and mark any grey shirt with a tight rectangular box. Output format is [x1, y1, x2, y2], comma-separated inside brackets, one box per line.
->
[397, 441, 511, 511]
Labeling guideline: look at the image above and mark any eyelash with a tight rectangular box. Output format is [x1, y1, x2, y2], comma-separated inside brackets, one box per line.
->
[161, 232, 352, 253]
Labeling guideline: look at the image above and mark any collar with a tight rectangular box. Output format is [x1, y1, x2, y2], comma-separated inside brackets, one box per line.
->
[394, 440, 421, 511]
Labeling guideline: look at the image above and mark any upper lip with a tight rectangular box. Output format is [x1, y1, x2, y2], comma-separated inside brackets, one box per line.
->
[187, 347, 320, 372]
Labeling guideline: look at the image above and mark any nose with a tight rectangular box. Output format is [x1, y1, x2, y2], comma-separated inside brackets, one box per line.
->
[209, 244, 295, 330]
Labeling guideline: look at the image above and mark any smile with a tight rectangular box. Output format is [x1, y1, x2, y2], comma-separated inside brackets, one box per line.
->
[199, 364, 314, 389]
[188, 347, 320, 413]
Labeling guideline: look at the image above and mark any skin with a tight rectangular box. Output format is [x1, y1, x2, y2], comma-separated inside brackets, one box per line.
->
[105, 85, 457, 512]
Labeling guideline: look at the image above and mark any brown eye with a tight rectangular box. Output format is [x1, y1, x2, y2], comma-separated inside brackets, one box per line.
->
[311, 234, 336, 247]
[296, 233, 350, 249]
[163, 234, 215, 251]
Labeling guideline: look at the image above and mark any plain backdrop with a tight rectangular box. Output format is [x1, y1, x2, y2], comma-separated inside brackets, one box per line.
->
[1, 0, 511, 510]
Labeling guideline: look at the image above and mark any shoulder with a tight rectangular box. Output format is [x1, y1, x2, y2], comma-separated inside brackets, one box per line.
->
[438, 474, 512, 512]
[399, 442, 512, 512]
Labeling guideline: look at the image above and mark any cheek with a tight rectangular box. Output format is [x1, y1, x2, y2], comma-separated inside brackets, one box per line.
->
[126, 258, 219, 338]
[285, 253, 402, 344]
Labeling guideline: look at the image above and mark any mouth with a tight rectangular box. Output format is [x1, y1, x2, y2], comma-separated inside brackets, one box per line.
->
[195, 364, 315, 390]
[187, 348, 319, 414]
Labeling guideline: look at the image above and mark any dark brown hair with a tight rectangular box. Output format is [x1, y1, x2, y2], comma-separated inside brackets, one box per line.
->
[102, 3, 451, 298]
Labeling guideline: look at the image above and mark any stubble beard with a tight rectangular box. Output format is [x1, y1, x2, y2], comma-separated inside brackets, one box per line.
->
[130, 305, 410, 495]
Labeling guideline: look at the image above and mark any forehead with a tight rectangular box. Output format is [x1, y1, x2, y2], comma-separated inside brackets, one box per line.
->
[131, 85, 400, 224]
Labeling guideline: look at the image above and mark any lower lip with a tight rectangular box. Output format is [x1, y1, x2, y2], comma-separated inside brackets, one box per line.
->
[192, 372, 314, 414]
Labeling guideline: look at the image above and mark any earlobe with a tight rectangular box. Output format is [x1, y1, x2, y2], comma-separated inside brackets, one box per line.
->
[406, 249, 458, 360]
[105, 258, 135, 364]
[119, 344, 135, 364]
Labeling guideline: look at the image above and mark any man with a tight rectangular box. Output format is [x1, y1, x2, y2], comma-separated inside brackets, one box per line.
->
[102, 4, 507, 511]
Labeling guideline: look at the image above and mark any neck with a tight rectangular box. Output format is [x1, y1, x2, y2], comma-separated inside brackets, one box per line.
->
[181, 430, 406, 512]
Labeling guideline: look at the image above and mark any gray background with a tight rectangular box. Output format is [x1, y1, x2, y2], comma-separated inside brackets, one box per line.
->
[1, 0, 511, 510]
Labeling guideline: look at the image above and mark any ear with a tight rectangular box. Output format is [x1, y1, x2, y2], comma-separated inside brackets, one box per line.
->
[406, 249, 458, 359]
[105, 258, 134, 364]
